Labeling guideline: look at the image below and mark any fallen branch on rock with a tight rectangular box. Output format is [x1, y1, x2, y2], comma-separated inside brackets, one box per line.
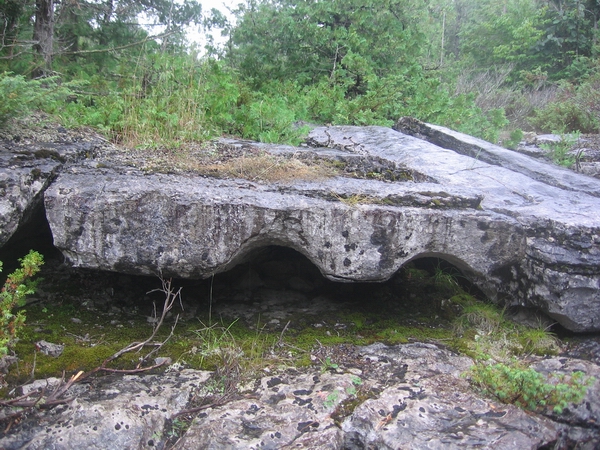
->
[0, 276, 181, 421]
[97, 275, 181, 370]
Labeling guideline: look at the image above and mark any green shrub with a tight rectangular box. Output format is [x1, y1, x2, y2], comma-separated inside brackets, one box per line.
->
[0, 73, 77, 126]
[504, 129, 524, 149]
[469, 361, 592, 414]
[539, 131, 581, 167]
[0, 250, 44, 356]
[530, 70, 600, 133]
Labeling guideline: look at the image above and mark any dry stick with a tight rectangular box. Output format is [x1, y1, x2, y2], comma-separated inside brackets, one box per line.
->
[0, 277, 181, 418]
[0, 370, 82, 410]
[139, 315, 180, 367]
[99, 361, 167, 374]
[277, 320, 291, 346]
[58, 31, 176, 56]
[102, 276, 180, 365]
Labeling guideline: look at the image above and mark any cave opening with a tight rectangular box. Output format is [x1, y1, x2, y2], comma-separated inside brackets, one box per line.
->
[0, 199, 61, 283]
[1, 203, 491, 337]
[169, 245, 487, 334]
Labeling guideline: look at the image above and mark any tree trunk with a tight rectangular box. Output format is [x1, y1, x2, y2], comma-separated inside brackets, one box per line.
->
[33, 0, 54, 76]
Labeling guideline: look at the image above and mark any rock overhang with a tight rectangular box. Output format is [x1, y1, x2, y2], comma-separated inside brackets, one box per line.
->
[35, 122, 600, 332]
[44, 168, 524, 283]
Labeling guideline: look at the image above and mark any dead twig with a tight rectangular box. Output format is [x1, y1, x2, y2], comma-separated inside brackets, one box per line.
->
[0, 276, 181, 419]
[98, 360, 167, 374]
[100, 276, 181, 367]
[169, 391, 233, 419]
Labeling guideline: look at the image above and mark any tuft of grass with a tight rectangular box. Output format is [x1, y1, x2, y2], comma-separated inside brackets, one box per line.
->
[202, 153, 335, 183]
[451, 298, 561, 363]
[332, 193, 377, 207]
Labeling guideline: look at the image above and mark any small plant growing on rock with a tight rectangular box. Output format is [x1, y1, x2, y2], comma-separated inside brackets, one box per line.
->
[469, 361, 593, 414]
[320, 356, 339, 373]
[504, 129, 524, 150]
[0, 250, 44, 356]
[540, 131, 581, 167]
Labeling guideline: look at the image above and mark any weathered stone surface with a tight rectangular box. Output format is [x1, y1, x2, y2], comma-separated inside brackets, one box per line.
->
[43, 123, 600, 331]
[393, 118, 600, 331]
[0, 369, 211, 449]
[0, 127, 106, 247]
[164, 343, 576, 449]
[2, 344, 598, 449]
[44, 165, 522, 286]
[0, 145, 60, 247]
[35, 339, 65, 357]
[341, 343, 561, 450]
[394, 118, 600, 194]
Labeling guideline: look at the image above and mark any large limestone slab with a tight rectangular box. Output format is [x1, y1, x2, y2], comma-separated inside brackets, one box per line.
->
[44, 125, 600, 331]
[0, 125, 106, 247]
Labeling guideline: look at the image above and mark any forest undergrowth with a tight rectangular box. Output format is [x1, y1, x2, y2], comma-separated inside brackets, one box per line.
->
[1, 0, 599, 151]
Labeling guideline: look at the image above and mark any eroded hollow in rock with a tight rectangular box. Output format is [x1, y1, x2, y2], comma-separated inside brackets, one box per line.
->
[0, 199, 61, 279]
[174, 245, 486, 333]
[25, 243, 492, 333]
[7, 241, 569, 386]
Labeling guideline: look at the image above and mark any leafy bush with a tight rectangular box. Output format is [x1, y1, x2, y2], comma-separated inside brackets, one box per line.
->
[469, 361, 592, 414]
[539, 131, 581, 167]
[0, 73, 77, 126]
[530, 69, 600, 133]
[0, 250, 44, 356]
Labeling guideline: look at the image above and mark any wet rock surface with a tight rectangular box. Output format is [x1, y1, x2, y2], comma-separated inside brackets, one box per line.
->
[1, 343, 598, 449]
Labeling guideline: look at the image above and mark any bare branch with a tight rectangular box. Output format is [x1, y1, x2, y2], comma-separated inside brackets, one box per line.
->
[58, 31, 176, 56]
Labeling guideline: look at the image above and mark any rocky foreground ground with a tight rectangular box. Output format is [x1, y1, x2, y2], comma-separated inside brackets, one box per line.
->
[1, 341, 599, 449]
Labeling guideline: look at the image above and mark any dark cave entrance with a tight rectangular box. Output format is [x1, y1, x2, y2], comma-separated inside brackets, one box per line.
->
[0, 199, 61, 282]
[175, 245, 487, 333]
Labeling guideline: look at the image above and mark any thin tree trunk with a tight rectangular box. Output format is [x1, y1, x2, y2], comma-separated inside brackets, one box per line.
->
[33, 0, 54, 76]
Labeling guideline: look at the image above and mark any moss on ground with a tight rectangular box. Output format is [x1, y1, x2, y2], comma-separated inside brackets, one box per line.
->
[2, 261, 564, 391]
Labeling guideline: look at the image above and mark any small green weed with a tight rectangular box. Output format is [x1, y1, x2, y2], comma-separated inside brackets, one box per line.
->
[324, 389, 340, 409]
[540, 132, 580, 167]
[321, 356, 339, 373]
[469, 361, 593, 414]
[0, 250, 44, 357]
[504, 129, 524, 150]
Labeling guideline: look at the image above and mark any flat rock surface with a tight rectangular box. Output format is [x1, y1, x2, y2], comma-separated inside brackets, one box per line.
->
[2, 343, 598, 449]
[0, 369, 211, 450]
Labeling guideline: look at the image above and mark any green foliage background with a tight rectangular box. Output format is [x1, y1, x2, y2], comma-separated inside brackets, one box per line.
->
[0, 0, 599, 145]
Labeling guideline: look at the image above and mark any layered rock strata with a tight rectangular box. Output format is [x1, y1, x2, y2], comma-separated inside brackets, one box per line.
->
[42, 123, 600, 331]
